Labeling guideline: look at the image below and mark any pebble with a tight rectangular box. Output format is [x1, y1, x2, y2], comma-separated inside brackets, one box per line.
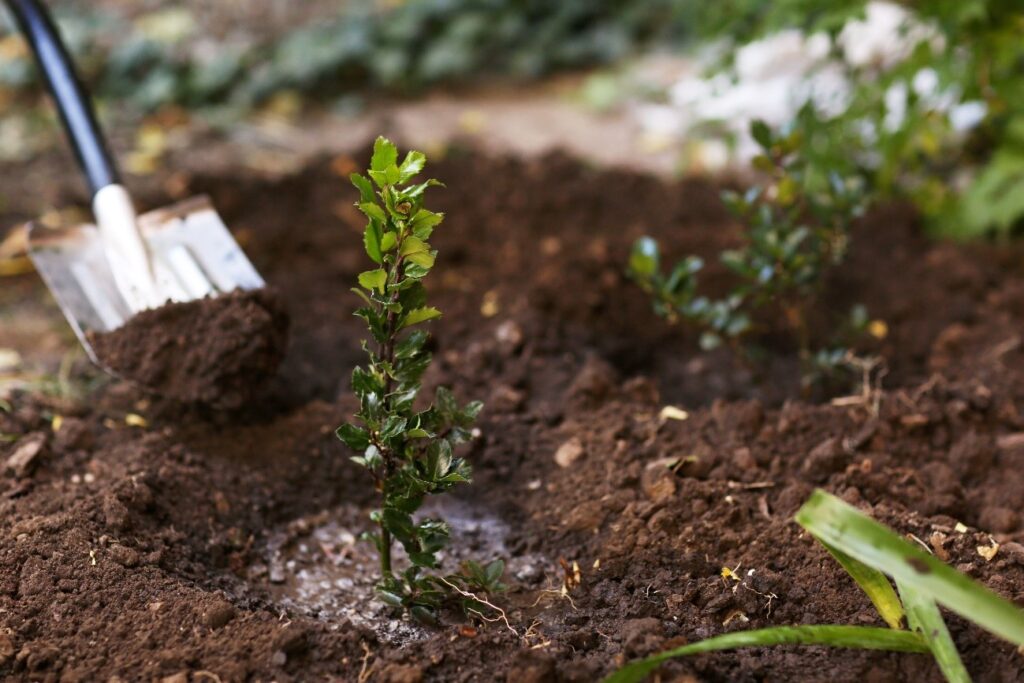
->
[108, 545, 140, 568]
[102, 493, 131, 531]
[202, 599, 237, 629]
[4, 433, 45, 478]
[0, 631, 14, 665]
[379, 663, 425, 683]
[641, 460, 678, 503]
[554, 438, 585, 468]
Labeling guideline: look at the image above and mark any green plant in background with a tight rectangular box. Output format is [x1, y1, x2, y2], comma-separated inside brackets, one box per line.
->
[693, 0, 1024, 238]
[629, 118, 865, 378]
[337, 137, 502, 623]
[606, 489, 1024, 683]
[0, 0, 697, 116]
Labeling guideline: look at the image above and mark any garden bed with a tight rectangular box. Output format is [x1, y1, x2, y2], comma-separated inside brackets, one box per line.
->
[1, 147, 1023, 681]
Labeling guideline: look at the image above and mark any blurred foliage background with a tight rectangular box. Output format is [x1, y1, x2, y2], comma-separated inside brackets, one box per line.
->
[0, 0, 1022, 238]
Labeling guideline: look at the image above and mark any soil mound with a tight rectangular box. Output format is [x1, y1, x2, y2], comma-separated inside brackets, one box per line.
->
[89, 288, 289, 408]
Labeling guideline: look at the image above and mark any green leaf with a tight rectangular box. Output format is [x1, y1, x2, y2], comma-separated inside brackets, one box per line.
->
[371, 136, 398, 174]
[359, 202, 387, 223]
[897, 580, 970, 683]
[818, 541, 905, 630]
[796, 490, 1024, 647]
[484, 559, 505, 586]
[364, 221, 383, 265]
[410, 209, 444, 238]
[395, 330, 429, 359]
[350, 173, 376, 204]
[751, 119, 774, 149]
[629, 237, 659, 279]
[380, 231, 398, 253]
[401, 306, 442, 329]
[336, 423, 370, 451]
[358, 268, 388, 293]
[405, 250, 436, 269]
[604, 626, 928, 683]
[400, 236, 430, 257]
[399, 150, 427, 182]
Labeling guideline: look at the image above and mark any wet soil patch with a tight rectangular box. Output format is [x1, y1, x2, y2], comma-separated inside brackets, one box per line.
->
[1, 147, 1024, 681]
[88, 288, 289, 409]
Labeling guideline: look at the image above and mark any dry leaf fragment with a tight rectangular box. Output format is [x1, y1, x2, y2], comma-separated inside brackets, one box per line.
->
[978, 538, 1000, 562]
[659, 405, 689, 421]
[125, 414, 148, 428]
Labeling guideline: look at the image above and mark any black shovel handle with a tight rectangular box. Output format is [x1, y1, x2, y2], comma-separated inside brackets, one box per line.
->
[4, 0, 119, 196]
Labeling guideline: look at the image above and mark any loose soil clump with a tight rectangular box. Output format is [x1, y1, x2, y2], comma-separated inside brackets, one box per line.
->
[1, 147, 1024, 681]
[88, 288, 289, 409]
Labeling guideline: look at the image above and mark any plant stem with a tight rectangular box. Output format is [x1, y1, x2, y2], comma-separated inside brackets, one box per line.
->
[380, 527, 392, 575]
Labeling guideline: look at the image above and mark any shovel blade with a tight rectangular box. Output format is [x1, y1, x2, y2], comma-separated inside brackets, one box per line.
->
[27, 195, 264, 364]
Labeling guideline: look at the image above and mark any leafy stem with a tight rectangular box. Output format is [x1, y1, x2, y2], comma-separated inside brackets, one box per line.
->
[337, 137, 503, 622]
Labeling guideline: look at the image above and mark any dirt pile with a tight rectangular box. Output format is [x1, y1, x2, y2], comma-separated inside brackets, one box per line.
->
[1, 148, 1023, 680]
[88, 288, 289, 409]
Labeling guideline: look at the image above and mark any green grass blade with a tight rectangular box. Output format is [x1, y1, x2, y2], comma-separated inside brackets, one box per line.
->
[796, 490, 1024, 647]
[821, 540, 905, 629]
[602, 626, 928, 683]
[897, 580, 971, 683]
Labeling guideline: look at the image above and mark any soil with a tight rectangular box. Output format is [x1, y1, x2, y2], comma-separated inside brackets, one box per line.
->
[88, 288, 290, 410]
[2, 146, 1024, 682]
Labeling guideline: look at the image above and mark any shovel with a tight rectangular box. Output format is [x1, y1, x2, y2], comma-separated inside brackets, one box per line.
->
[5, 0, 265, 367]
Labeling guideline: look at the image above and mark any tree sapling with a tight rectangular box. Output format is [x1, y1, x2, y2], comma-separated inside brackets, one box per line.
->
[337, 137, 502, 622]
[630, 119, 869, 384]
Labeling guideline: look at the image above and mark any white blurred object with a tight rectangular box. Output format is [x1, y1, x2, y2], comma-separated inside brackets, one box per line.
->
[630, 1, 976, 170]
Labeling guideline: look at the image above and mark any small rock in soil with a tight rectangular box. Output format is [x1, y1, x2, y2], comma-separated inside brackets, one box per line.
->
[201, 598, 237, 629]
[554, 437, 585, 468]
[379, 663, 424, 683]
[102, 493, 131, 531]
[108, 544, 140, 568]
[272, 623, 309, 656]
[642, 460, 678, 503]
[621, 617, 664, 656]
[801, 436, 847, 482]
[505, 650, 556, 683]
[494, 320, 524, 353]
[0, 630, 15, 665]
[567, 355, 617, 406]
[52, 418, 94, 452]
[978, 506, 1019, 533]
[4, 432, 45, 478]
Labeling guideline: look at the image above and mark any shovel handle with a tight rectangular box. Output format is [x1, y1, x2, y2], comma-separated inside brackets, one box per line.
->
[4, 0, 120, 196]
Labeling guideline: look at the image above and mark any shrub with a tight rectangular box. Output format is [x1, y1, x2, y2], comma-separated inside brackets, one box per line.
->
[337, 137, 502, 622]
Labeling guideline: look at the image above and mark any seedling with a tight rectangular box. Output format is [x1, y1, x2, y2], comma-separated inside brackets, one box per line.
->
[337, 137, 500, 622]
[606, 489, 1024, 683]
[629, 119, 866, 381]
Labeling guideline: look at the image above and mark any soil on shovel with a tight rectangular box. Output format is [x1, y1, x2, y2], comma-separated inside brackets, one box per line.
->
[1, 147, 1024, 682]
[88, 288, 289, 409]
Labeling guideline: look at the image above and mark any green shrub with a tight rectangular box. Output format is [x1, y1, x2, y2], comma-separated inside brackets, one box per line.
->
[337, 137, 502, 622]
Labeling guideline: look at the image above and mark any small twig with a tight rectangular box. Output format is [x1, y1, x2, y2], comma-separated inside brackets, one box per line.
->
[727, 480, 775, 490]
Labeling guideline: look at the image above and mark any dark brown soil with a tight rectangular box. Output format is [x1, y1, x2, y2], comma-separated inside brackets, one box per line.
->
[2, 146, 1024, 682]
[88, 288, 289, 409]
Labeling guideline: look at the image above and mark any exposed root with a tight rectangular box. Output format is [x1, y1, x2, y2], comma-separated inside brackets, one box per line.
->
[357, 641, 375, 683]
[437, 576, 519, 639]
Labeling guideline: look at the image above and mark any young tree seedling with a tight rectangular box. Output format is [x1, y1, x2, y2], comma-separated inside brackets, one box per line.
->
[337, 137, 503, 622]
[629, 118, 868, 384]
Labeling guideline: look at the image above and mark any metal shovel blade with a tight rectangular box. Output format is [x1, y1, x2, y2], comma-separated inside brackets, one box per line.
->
[27, 195, 264, 365]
